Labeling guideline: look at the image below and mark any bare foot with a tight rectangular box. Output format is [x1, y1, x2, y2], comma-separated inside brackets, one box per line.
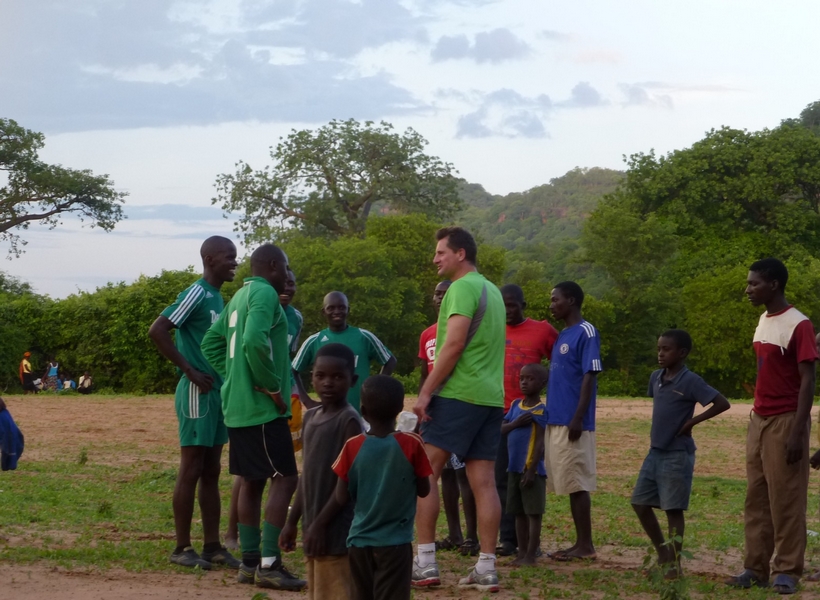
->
[511, 556, 538, 567]
[807, 570, 820, 582]
[224, 536, 239, 551]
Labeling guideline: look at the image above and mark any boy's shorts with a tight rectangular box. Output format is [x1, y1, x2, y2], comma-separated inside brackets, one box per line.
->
[306, 554, 353, 600]
[631, 448, 695, 511]
[228, 417, 297, 480]
[175, 377, 228, 447]
[420, 395, 503, 461]
[545, 425, 597, 495]
[348, 543, 413, 600]
[506, 472, 547, 515]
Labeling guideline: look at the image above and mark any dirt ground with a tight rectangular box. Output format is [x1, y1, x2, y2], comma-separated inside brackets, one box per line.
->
[1, 395, 819, 599]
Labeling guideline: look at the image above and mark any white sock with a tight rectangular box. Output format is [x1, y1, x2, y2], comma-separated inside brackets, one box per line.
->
[416, 543, 436, 567]
[475, 552, 496, 574]
[261, 556, 276, 568]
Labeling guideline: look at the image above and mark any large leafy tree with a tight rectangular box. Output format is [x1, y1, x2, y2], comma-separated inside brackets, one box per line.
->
[0, 119, 127, 255]
[583, 117, 820, 396]
[213, 119, 461, 241]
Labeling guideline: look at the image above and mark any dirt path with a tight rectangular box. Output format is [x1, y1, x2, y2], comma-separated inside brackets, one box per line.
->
[2, 394, 819, 599]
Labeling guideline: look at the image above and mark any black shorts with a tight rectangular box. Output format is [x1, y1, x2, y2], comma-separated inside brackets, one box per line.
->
[420, 396, 503, 461]
[349, 543, 413, 600]
[228, 418, 297, 480]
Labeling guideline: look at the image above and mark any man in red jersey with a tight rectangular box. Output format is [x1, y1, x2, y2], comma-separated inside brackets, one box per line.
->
[726, 258, 818, 595]
[495, 284, 558, 556]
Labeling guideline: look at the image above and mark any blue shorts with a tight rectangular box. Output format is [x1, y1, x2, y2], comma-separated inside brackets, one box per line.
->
[631, 448, 695, 511]
[420, 396, 503, 461]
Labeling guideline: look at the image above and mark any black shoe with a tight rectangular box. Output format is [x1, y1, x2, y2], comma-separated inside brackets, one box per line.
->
[169, 547, 212, 569]
[725, 569, 769, 589]
[459, 538, 480, 557]
[495, 541, 517, 557]
[255, 559, 307, 591]
[201, 546, 241, 569]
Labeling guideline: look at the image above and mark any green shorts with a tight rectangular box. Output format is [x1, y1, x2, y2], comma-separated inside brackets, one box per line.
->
[506, 472, 547, 516]
[175, 377, 228, 447]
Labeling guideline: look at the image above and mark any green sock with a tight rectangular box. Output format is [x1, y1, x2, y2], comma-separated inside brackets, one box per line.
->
[238, 523, 261, 556]
[262, 521, 282, 560]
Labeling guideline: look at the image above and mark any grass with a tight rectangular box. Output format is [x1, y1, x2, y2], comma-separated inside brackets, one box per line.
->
[3, 395, 820, 598]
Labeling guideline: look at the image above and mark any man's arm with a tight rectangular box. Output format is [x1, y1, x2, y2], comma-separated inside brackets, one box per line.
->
[568, 372, 598, 442]
[522, 423, 545, 487]
[201, 315, 228, 380]
[292, 371, 320, 410]
[414, 315, 470, 421]
[787, 361, 816, 465]
[380, 355, 397, 375]
[677, 393, 731, 437]
[150, 316, 214, 393]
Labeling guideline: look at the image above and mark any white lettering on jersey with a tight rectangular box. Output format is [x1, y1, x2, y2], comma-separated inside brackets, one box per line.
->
[354, 355, 359, 368]
[210, 310, 219, 324]
[229, 332, 236, 358]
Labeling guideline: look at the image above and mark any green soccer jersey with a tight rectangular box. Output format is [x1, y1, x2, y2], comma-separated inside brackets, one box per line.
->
[292, 325, 392, 413]
[436, 271, 505, 407]
[201, 276, 292, 428]
[284, 304, 303, 355]
[161, 278, 224, 383]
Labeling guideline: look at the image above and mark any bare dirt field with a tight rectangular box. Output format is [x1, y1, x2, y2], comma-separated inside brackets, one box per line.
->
[2, 394, 820, 599]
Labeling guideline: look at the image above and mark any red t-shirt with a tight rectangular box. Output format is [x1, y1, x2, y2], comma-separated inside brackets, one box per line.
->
[418, 324, 437, 372]
[503, 318, 559, 412]
[753, 306, 819, 416]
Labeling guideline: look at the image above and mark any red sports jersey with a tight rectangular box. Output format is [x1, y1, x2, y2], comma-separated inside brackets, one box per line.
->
[753, 306, 819, 417]
[418, 324, 437, 372]
[504, 318, 559, 412]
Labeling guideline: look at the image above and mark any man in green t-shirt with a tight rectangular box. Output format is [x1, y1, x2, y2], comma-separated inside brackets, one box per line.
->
[292, 291, 396, 413]
[201, 244, 306, 592]
[148, 235, 240, 570]
[413, 226, 506, 592]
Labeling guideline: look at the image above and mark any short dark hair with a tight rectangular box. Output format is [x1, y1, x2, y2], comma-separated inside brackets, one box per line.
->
[660, 329, 692, 353]
[315, 343, 356, 376]
[520, 362, 549, 384]
[553, 281, 584, 308]
[436, 227, 477, 264]
[360, 375, 404, 423]
[500, 284, 525, 304]
[749, 258, 788, 292]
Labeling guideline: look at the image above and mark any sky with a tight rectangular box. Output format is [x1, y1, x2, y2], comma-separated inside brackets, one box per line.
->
[2, 0, 820, 297]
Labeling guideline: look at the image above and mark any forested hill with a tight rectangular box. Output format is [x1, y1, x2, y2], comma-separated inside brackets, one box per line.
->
[456, 167, 623, 251]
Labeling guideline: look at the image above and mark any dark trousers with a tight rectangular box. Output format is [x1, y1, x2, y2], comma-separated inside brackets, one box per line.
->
[495, 430, 517, 547]
[349, 543, 413, 600]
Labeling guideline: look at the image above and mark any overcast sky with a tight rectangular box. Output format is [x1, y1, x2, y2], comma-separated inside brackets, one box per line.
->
[2, 0, 819, 297]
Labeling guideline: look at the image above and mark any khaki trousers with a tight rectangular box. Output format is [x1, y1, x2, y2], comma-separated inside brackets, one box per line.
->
[306, 554, 353, 600]
[744, 410, 810, 579]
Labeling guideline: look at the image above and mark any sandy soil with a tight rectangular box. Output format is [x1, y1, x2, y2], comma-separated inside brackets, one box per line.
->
[2, 394, 819, 599]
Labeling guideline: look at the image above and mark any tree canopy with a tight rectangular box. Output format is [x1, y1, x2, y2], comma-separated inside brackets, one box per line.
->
[0, 118, 127, 256]
[213, 119, 460, 242]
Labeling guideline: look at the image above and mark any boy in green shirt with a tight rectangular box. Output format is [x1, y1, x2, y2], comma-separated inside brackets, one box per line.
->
[292, 291, 396, 413]
[201, 243, 306, 592]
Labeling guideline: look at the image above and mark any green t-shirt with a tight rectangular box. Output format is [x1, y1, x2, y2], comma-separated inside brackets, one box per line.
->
[160, 278, 224, 384]
[201, 276, 292, 428]
[292, 326, 393, 413]
[436, 271, 505, 407]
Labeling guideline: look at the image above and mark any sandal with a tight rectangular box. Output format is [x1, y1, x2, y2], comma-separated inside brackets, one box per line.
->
[459, 538, 480, 556]
[772, 574, 797, 595]
[435, 537, 460, 551]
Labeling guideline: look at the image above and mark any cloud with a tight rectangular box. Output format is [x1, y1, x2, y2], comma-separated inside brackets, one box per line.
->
[556, 82, 607, 108]
[126, 204, 226, 223]
[539, 30, 572, 42]
[616, 81, 740, 108]
[455, 88, 552, 138]
[0, 0, 432, 133]
[431, 28, 530, 63]
[619, 83, 673, 108]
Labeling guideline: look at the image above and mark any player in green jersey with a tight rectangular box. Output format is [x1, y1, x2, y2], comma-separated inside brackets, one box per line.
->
[201, 244, 306, 591]
[149, 235, 240, 570]
[292, 291, 396, 413]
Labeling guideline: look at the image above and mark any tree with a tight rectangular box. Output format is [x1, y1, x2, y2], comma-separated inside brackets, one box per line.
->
[213, 119, 460, 242]
[0, 119, 127, 255]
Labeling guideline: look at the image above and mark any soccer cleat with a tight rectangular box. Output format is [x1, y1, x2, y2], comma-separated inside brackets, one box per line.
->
[458, 568, 500, 593]
[237, 563, 256, 584]
[201, 546, 241, 569]
[255, 560, 307, 591]
[169, 547, 212, 569]
[411, 557, 441, 588]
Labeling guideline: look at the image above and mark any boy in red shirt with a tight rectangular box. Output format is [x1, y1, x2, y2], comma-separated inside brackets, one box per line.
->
[726, 258, 818, 595]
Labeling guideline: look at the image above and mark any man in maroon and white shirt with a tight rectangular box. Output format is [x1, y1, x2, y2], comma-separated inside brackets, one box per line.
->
[726, 258, 818, 594]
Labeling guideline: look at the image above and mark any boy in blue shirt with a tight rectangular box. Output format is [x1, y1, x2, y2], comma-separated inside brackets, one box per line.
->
[333, 375, 433, 600]
[632, 329, 729, 578]
[501, 363, 549, 566]
[0, 397, 24, 471]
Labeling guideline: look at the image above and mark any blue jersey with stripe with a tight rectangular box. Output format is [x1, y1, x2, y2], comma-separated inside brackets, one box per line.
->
[161, 278, 224, 383]
[547, 320, 602, 431]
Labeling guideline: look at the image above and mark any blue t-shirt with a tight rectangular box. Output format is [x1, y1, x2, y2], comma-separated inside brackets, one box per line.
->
[547, 320, 602, 431]
[648, 367, 718, 453]
[0, 409, 24, 471]
[504, 399, 548, 476]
